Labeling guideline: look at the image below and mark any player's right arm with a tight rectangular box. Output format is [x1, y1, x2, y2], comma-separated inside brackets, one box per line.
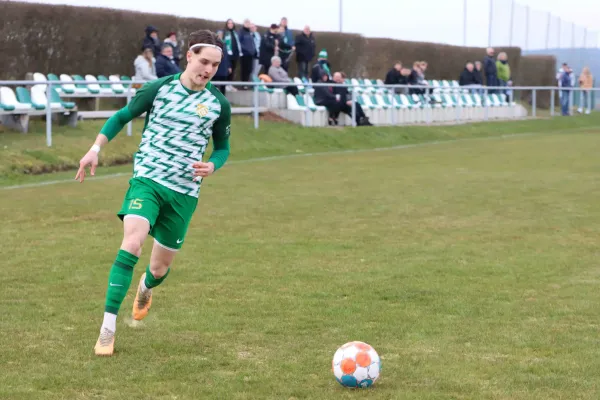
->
[75, 78, 168, 183]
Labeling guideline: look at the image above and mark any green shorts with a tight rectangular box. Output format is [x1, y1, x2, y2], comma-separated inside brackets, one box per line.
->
[117, 177, 198, 251]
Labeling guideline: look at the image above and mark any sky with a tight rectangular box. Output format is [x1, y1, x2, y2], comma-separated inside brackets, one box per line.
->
[15, 0, 600, 49]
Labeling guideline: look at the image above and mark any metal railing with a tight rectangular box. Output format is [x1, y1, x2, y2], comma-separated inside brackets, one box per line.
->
[0, 79, 598, 147]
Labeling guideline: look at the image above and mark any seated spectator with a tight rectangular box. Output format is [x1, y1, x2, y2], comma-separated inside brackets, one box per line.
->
[332, 72, 371, 126]
[473, 61, 483, 86]
[408, 62, 424, 95]
[459, 62, 479, 87]
[311, 49, 332, 83]
[142, 26, 162, 57]
[268, 56, 299, 96]
[155, 44, 182, 78]
[163, 32, 181, 67]
[134, 46, 157, 81]
[384, 63, 402, 93]
[313, 72, 339, 125]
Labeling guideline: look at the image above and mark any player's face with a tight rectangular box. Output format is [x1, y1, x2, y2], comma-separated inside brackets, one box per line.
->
[186, 47, 222, 87]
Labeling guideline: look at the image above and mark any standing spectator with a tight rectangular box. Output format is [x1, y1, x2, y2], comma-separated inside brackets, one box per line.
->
[311, 49, 332, 83]
[163, 32, 181, 67]
[578, 66, 594, 114]
[483, 47, 498, 93]
[295, 26, 316, 80]
[384, 62, 402, 92]
[259, 24, 279, 74]
[496, 52, 511, 102]
[142, 26, 162, 57]
[268, 56, 299, 96]
[278, 17, 295, 71]
[332, 71, 371, 126]
[251, 23, 262, 78]
[238, 19, 257, 86]
[559, 66, 573, 116]
[134, 46, 157, 81]
[155, 43, 181, 78]
[459, 62, 478, 88]
[222, 19, 242, 85]
[214, 31, 232, 96]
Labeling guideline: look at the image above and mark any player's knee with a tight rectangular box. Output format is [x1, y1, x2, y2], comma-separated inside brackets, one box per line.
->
[149, 260, 170, 278]
[120, 237, 144, 257]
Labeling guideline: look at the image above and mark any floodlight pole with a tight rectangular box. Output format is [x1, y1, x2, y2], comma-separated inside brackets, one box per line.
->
[339, 0, 343, 32]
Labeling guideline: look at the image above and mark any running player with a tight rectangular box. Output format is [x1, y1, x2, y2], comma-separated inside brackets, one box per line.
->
[75, 30, 231, 356]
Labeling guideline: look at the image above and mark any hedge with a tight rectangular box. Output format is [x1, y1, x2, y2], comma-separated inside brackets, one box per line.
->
[0, 1, 555, 106]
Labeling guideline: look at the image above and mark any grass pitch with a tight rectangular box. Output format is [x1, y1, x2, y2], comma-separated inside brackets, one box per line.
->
[1, 118, 600, 399]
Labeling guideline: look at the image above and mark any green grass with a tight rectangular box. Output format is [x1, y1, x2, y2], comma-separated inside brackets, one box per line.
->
[1, 119, 600, 399]
[2, 113, 600, 186]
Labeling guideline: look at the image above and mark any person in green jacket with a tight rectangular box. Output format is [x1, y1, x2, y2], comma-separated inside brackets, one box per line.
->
[496, 52, 511, 102]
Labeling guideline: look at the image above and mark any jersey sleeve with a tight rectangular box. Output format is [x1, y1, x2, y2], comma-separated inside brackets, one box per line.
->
[208, 96, 231, 171]
[99, 77, 170, 141]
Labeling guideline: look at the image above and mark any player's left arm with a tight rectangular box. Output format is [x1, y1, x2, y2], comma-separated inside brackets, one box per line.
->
[193, 100, 231, 178]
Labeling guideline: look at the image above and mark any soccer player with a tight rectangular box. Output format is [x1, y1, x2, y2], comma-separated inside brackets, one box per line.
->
[75, 30, 231, 356]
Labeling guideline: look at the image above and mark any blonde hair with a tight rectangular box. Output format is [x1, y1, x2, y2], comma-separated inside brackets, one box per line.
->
[498, 52, 508, 61]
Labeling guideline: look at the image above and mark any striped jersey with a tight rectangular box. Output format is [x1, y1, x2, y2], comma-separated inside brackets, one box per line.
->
[119, 74, 231, 198]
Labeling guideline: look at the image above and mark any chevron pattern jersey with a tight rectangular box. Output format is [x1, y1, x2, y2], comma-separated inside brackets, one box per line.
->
[124, 74, 231, 198]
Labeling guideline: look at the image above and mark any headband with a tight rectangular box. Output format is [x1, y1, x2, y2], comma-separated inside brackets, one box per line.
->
[189, 43, 223, 52]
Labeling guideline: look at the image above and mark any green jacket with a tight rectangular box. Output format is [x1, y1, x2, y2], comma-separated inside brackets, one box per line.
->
[496, 61, 511, 82]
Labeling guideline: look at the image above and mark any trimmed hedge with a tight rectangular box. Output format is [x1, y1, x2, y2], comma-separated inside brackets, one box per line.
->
[516, 55, 558, 109]
[0, 1, 554, 106]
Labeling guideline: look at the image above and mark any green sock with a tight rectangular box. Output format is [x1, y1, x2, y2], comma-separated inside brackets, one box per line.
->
[144, 265, 170, 289]
[104, 250, 139, 315]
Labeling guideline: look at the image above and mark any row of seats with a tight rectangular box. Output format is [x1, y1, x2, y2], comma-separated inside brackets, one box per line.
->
[0, 85, 76, 113]
[32, 72, 136, 97]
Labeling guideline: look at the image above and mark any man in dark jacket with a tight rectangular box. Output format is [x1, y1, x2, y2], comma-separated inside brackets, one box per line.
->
[278, 17, 295, 71]
[311, 49, 332, 83]
[214, 32, 232, 96]
[384, 63, 402, 93]
[295, 26, 316, 80]
[473, 61, 483, 85]
[259, 24, 279, 73]
[239, 19, 257, 84]
[483, 47, 498, 93]
[313, 71, 339, 125]
[332, 72, 371, 126]
[142, 26, 162, 57]
[459, 62, 478, 87]
[155, 44, 182, 78]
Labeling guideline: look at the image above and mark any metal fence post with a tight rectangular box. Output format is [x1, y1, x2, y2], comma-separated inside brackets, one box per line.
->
[532, 89, 536, 118]
[253, 83, 259, 129]
[304, 90, 311, 127]
[484, 88, 489, 121]
[587, 89, 592, 113]
[568, 88, 573, 116]
[351, 88, 357, 127]
[126, 81, 133, 136]
[550, 89, 555, 116]
[45, 81, 52, 147]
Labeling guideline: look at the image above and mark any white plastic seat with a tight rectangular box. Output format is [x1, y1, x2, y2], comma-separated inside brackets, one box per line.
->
[60, 74, 88, 94]
[109, 75, 135, 95]
[0, 87, 32, 111]
[85, 75, 113, 94]
[32, 85, 62, 109]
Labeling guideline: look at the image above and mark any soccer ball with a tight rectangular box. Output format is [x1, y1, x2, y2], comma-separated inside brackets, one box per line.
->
[332, 341, 381, 388]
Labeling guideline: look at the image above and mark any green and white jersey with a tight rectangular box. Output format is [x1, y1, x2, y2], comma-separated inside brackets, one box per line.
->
[104, 73, 231, 198]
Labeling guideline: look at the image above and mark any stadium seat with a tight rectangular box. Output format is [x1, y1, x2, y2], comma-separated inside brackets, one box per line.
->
[31, 85, 63, 110]
[286, 94, 303, 110]
[98, 75, 124, 94]
[73, 74, 99, 94]
[33, 73, 48, 90]
[47, 73, 73, 94]
[293, 77, 306, 93]
[16, 87, 45, 110]
[49, 87, 76, 109]
[0, 87, 32, 112]
[295, 95, 316, 111]
[60, 74, 88, 95]
[85, 74, 113, 94]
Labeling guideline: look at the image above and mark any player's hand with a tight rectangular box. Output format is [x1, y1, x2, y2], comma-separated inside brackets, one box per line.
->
[75, 150, 99, 183]
[192, 161, 215, 178]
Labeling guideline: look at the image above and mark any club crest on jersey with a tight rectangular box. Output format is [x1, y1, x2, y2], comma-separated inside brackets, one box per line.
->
[196, 104, 209, 117]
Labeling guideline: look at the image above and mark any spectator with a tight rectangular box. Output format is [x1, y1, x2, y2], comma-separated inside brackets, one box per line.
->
[398, 67, 412, 94]
[473, 61, 483, 86]
[134, 46, 157, 81]
[408, 62, 424, 95]
[278, 17, 296, 71]
[578, 66, 594, 114]
[268, 56, 299, 96]
[239, 19, 257, 85]
[496, 52, 511, 102]
[459, 62, 478, 88]
[311, 49, 332, 83]
[559, 66, 573, 116]
[259, 24, 279, 74]
[155, 43, 182, 78]
[222, 19, 242, 84]
[313, 71, 339, 125]
[163, 32, 181, 67]
[484, 47, 498, 93]
[384, 62, 402, 93]
[251, 23, 262, 78]
[214, 31, 232, 96]
[142, 26, 162, 57]
[332, 71, 371, 126]
[295, 25, 316, 80]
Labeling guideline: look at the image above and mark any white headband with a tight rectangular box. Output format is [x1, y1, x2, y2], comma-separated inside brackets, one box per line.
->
[189, 43, 223, 52]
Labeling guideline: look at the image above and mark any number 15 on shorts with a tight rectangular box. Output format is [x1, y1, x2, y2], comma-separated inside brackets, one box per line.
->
[129, 199, 143, 210]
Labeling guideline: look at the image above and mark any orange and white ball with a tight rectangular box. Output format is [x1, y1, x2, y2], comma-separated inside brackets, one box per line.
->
[332, 341, 381, 388]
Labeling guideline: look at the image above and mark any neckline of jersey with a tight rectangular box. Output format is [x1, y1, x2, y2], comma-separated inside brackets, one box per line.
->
[176, 73, 212, 95]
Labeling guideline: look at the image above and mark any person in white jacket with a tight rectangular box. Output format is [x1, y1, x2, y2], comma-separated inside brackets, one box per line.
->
[134, 46, 158, 82]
